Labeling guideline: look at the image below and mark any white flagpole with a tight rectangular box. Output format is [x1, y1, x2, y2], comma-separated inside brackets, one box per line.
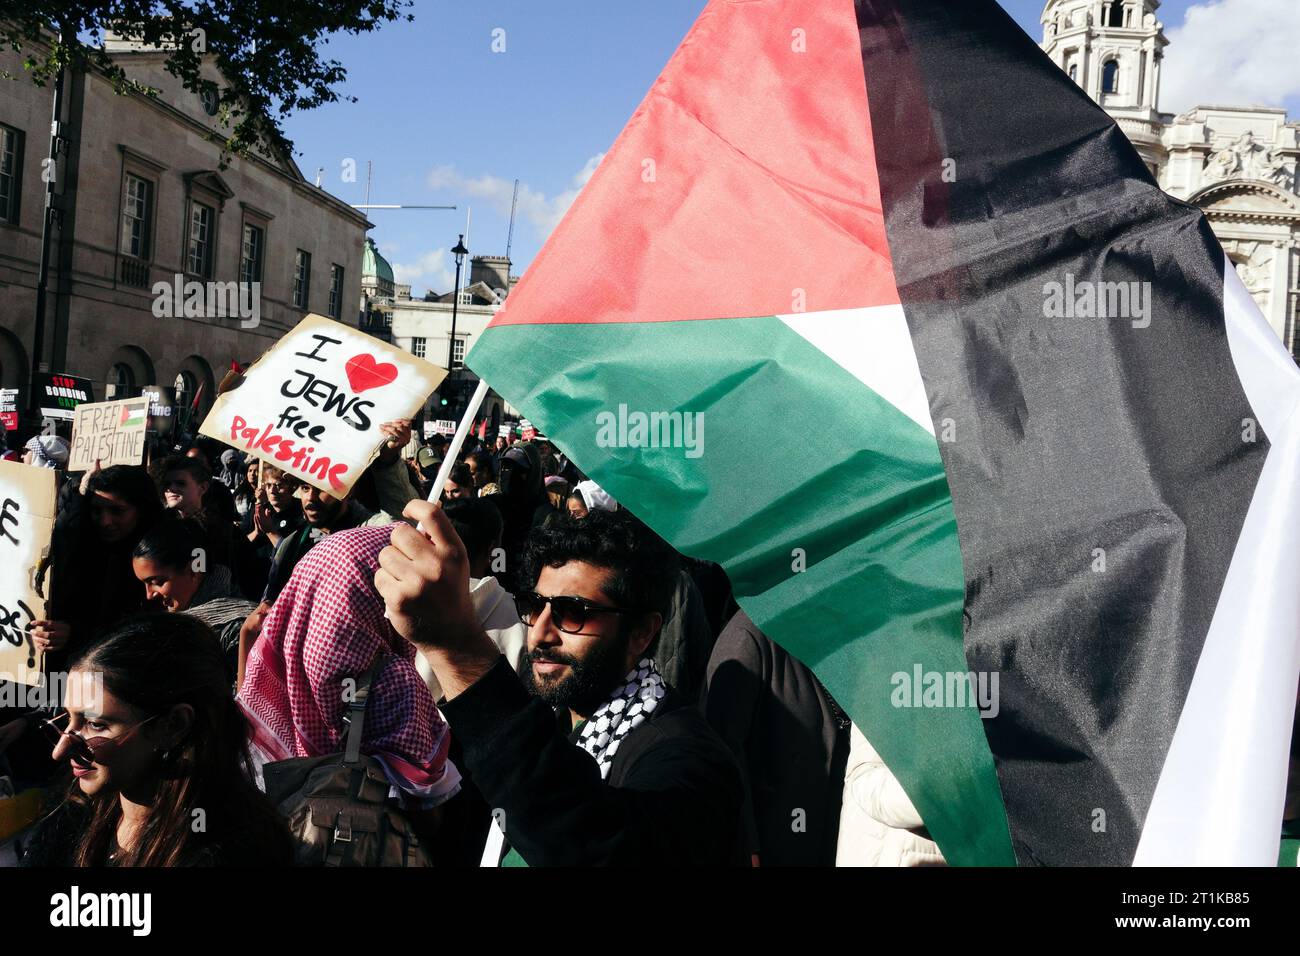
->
[424, 378, 490, 505]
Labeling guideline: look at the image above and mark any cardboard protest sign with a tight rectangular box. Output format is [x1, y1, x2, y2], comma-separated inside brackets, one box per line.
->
[199, 313, 446, 495]
[30, 372, 93, 422]
[68, 398, 149, 471]
[0, 460, 57, 688]
[432, 419, 457, 437]
[141, 385, 176, 437]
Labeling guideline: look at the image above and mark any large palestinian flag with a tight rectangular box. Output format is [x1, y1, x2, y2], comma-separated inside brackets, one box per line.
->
[468, 0, 1300, 865]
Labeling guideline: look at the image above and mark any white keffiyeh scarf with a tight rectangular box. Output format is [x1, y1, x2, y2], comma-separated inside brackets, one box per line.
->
[576, 658, 666, 779]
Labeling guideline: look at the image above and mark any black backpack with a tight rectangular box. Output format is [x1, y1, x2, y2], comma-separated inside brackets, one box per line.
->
[261, 660, 433, 867]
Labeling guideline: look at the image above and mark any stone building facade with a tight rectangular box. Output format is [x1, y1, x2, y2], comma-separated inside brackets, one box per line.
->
[1041, 0, 1300, 353]
[0, 31, 369, 422]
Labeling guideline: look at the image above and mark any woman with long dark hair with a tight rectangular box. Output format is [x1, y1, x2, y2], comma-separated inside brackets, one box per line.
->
[20, 613, 293, 866]
[233, 457, 259, 531]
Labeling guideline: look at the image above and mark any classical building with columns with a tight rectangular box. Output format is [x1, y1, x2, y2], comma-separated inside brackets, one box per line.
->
[1041, 0, 1300, 355]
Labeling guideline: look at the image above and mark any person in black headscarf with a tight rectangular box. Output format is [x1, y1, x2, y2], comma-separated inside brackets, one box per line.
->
[36, 462, 165, 669]
[492, 441, 558, 593]
[217, 448, 245, 491]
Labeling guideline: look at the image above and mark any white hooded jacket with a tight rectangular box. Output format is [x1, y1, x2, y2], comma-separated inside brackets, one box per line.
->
[836, 723, 947, 867]
[416, 576, 528, 701]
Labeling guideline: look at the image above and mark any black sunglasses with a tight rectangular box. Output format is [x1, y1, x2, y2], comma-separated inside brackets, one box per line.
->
[38, 710, 158, 766]
[514, 591, 640, 634]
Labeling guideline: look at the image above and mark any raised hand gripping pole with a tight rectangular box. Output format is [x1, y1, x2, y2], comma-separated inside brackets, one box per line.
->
[422, 379, 491, 514]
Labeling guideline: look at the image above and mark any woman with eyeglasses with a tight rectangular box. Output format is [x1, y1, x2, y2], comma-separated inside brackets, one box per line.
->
[247, 463, 304, 557]
[20, 613, 294, 866]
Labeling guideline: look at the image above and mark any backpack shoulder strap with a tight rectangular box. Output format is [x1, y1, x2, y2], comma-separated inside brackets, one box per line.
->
[342, 657, 386, 767]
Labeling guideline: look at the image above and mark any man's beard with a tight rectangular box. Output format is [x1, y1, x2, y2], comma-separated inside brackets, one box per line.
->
[523, 635, 629, 715]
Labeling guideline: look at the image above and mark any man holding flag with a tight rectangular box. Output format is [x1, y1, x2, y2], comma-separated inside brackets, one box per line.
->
[377, 501, 744, 866]
[456, 0, 1300, 866]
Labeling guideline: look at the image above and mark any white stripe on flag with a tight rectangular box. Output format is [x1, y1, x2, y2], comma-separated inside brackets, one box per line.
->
[1135, 254, 1300, 865]
[778, 305, 936, 437]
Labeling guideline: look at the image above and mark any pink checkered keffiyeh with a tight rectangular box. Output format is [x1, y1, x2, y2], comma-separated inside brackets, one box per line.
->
[238, 523, 458, 804]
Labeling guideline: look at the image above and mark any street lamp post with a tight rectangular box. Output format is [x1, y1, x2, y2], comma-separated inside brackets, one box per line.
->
[31, 55, 68, 388]
[447, 234, 469, 371]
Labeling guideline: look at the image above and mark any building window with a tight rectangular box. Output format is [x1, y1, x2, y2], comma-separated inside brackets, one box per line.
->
[175, 371, 196, 410]
[293, 250, 311, 308]
[1101, 60, 1120, 94]
[1068, 64, 1078, 82]
[328, 264, 344, 319]
[1106, 3, 1124, 27]
[121, 174, 153, 258]
[187, 201, 215, 277]
[240, 222, 264, 284]
[412, 337, 426, 359]
[451, 337, 466, 368]
[107, 363, 135, 400]
[0, 124, 23, 225]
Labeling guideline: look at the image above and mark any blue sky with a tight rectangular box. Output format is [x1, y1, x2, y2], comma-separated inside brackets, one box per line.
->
[282, 1, 1299, 295]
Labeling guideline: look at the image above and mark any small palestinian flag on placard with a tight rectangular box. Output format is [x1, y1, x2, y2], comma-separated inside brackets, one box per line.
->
[467, 0, 1300, 865]
[119, 403, 146, 428]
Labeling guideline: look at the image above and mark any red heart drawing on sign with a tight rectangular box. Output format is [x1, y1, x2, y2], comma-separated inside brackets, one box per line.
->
[345, 354, 399, 394]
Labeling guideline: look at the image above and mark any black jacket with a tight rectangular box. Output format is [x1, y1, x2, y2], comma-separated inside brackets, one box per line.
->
[704, 610, 850, 866]
[19, 799, 289, 867]
[441, 656, 746, 866]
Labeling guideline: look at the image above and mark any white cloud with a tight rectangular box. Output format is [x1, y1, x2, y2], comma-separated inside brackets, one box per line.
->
[1160, 0, 1300, 113]
[425, 152, 606, 240]
[391, 247, 455, 298]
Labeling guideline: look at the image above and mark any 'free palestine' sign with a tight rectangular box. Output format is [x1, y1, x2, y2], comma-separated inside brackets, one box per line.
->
[68, 398, 149, 471]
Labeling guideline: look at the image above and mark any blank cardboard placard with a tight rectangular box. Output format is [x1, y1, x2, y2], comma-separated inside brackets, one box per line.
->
[199, 313, 447, 495]
[0, 460, 58, 688]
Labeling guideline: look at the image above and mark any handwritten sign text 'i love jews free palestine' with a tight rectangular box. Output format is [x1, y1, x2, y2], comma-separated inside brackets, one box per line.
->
[198, 314, 446, 495]
[0, 460, 57, 688]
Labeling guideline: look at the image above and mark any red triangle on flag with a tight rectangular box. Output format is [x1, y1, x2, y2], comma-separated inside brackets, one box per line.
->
[487, 0, 898, 330]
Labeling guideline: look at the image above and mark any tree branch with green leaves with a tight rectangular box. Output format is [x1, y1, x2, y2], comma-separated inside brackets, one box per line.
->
[0, 1, 413, 165]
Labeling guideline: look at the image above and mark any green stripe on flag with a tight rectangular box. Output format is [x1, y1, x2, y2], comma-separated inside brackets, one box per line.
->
[470, 314, 1015, 866]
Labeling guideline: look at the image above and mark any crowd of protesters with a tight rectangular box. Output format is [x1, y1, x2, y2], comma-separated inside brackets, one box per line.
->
[4, 419, 1294, 867]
